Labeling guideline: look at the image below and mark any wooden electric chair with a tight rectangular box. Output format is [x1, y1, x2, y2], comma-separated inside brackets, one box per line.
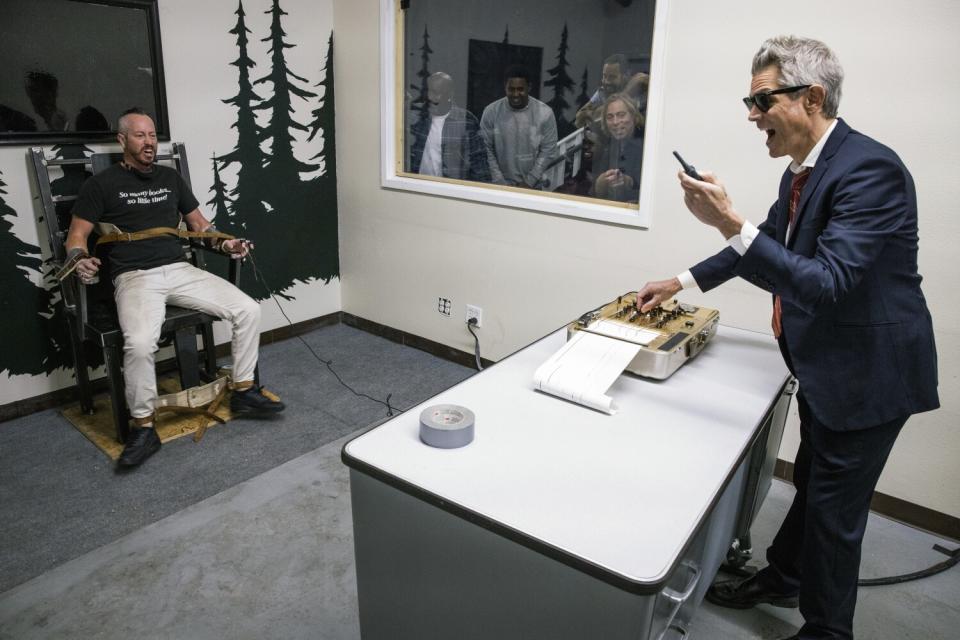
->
[29, 143, 242, 444]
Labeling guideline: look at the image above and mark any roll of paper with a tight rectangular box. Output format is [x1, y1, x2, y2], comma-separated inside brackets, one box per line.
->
[532, 331, 642, 414]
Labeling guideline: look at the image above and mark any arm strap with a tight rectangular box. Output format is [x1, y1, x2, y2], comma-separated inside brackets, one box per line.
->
[93, 223, 235, 248]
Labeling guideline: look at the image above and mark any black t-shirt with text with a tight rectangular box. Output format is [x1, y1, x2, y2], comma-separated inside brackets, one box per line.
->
[71, 163, 200, 278]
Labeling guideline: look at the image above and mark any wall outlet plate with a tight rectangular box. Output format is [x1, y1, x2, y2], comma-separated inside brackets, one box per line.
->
[466, 304, 482, 328]
[438, 297, 452, 316]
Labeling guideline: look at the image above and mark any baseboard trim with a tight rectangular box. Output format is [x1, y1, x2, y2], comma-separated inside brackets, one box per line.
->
[259, 310, 342, 347]
[774, 459, 959, 542]
[341, 312, 491, 371]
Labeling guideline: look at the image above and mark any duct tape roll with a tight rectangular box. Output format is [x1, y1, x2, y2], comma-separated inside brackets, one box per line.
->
[419, 404, 475, 449]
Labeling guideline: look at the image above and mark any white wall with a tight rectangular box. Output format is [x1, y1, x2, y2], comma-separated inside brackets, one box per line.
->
[0, 0, 339, 406]
[334, 0, 960, 517]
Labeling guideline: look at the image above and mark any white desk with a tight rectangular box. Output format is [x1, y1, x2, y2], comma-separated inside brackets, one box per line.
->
[343, 325, 790, 639]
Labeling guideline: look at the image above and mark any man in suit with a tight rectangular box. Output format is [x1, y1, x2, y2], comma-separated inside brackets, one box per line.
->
[637, 36, 938, 640]
[409, 72, 490, 183]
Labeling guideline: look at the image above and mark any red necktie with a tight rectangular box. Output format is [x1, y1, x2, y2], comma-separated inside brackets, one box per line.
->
[772, 168, 811, 338]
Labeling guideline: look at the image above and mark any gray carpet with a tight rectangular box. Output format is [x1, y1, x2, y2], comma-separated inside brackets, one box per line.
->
[2, 325, 958, 639]
[0, 323, 474, 594]
[1, 439, 957, 639]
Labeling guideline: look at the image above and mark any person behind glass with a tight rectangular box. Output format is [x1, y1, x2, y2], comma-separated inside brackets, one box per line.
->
[574, 54, 649, 131]
[479, 65, 558, 190]
[591, 94, 643, 202]
[24, 71, 69, 132]
[409, 72, 490, 182]
[65, 108, 286, 469]
[636, 36, 938, 640]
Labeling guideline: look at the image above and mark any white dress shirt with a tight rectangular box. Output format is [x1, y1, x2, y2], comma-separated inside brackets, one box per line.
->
[418, 112, 450, 177]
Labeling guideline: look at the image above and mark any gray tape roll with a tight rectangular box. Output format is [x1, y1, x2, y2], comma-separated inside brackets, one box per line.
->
[419, 404, 475, 449]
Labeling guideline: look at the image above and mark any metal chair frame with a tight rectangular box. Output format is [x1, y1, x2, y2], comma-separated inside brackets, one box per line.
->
[29, 143, 240, 443]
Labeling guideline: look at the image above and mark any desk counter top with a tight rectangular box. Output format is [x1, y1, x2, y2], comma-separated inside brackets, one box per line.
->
[343, 325, 789, 590]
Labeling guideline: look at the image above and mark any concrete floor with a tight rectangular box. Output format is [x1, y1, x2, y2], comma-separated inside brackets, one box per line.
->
[1, 430, 957, 639]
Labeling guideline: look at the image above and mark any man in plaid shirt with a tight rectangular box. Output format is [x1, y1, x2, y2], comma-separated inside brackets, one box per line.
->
[410, 72, 490, 183]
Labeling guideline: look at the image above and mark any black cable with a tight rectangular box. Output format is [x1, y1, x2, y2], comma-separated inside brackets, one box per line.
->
[723, 543, 959, 587]
[858, 544, 960, 587]
[466, 318, 483, 371]
[245, 253, 395, 417]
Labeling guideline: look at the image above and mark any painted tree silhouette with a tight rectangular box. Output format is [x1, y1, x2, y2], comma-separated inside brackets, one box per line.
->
[502, 26, 509, 45]
[215, 1, 338, 298]
[207, 155, 233, 222]
[409, 25, 433, 124]
[305, 31, 339, 284]
[576, 67, 590, 110]
[0, 169, 63, 375]
[544, 23, 575, 138]
[201, 155, 239, 285]
[254, 0, 318, 199]
[219, 0, 267, 238]
[308, 33, 336, 173]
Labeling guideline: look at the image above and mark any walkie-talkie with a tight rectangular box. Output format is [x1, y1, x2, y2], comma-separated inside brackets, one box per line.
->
[672, 151, 704, 181]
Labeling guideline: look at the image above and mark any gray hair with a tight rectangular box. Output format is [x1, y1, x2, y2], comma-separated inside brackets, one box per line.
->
[117, 107, 149, 134]
[751, 36, 844, 118]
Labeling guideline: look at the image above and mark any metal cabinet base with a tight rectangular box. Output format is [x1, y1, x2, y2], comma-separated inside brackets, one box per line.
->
[350, 460, 747, 640]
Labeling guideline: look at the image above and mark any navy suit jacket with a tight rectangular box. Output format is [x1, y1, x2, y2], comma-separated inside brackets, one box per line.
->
[690, 119, 938, 430]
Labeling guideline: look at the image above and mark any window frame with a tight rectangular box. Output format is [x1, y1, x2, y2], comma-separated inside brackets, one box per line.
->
[378, 0, 670, 227]
[0, 0, 170, 146]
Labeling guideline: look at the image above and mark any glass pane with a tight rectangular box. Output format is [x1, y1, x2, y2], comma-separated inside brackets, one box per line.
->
[399, 0, 657, 207]
[0, 0, 165, 144]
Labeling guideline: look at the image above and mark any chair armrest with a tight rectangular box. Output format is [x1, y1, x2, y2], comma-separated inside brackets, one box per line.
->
[56, 268, 92, 337]
[187, 241, 243, 286]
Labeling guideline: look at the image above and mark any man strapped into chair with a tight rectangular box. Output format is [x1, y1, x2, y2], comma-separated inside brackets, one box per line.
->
[64, 107, 284, 468]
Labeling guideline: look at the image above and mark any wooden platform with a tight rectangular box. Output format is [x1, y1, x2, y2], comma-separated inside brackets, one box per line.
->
[61, 377, 278, 460]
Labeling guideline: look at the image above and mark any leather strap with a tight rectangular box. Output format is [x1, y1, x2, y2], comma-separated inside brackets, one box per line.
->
[191, 383, 229, 442]
[93, 223, 234, 248]
[149, 376, 231, 443]
[55, 250, 90, 281]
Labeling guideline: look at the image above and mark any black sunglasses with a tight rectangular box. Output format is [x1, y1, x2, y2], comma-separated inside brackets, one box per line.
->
[742, 85, 811, 113]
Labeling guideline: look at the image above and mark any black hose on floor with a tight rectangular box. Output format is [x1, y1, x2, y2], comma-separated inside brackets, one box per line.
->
[859, 544, 959, 587]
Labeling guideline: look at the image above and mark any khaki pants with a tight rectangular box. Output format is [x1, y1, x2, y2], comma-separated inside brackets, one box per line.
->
[113, 262, 260, 419]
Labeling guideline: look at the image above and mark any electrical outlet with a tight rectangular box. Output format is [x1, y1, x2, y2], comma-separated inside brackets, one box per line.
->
[466, 304, 482, 328]
[437, 297, 452, 317]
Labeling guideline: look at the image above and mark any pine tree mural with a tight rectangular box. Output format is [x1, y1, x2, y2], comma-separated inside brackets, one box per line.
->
[544, 23, 575, 138]
[254, 0, 318, 199]
[207, 155, 233, 222]
[305, 31, 339, 284]
[203, 155, 236, 284]
[409, 25, 433, 124]
[576, 67, 590, 110]
[219, 0, 267, 239]
[307, 33, 336, 176]
[215, 1, 339, 299]
[0, 169, 63, 375]
[502, 26, 509, 45]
